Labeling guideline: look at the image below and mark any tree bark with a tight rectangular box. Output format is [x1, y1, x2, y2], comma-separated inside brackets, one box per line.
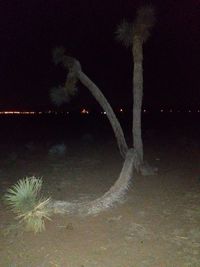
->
[49, 148, 135, 215]
[132, 37, 144, 169]
[62, 56, 128, 158]
[77, 70, 128, 159]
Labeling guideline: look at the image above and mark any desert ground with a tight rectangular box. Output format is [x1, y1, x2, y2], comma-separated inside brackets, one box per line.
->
[0, 115, 200, 267]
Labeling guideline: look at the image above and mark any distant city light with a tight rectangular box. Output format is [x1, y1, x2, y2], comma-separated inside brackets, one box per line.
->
[0, 111, 37, 115]
[0, 108, 199, 116]
[0, 110, 70, 116]
[80, 108, 89, 114]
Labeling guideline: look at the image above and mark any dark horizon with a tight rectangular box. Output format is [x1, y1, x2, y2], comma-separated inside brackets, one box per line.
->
[0, 0, 199, 110]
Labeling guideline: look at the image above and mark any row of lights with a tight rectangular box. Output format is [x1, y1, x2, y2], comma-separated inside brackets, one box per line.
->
[159, 109, 200, 113]
[0, 108, 199, 116]
[0, 111, 40, 115]
[82, 108, 200, 114]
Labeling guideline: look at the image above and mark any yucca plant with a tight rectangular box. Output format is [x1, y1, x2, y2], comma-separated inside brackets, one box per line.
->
[4, 176, 51, 234]
[116, 5, 156, 171]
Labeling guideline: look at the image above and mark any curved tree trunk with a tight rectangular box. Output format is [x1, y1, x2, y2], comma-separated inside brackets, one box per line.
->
[132, 37, 144, 170]
[50, 56, 134, 216]
[77, 70, 128, 158]
[62, 56, 128, 158]
[49, 148, 135, 215]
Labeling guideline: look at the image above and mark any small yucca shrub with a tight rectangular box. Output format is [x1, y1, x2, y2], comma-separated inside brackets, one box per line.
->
[4, 176, 51, 234]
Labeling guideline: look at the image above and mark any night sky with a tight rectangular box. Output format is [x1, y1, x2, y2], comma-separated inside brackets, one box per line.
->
[0, 0, 199, 110]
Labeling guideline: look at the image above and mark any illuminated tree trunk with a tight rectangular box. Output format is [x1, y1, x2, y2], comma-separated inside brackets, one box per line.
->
[77, 70, 128, 158]
[50, 148, 135, 215]
[51, 55, 133, 216]
[116, 5, 156, 174]
[63, 57, 128, 158]
[132, 37, 144, 169]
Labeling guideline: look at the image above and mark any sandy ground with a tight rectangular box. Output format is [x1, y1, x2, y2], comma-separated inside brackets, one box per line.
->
[0, 134, 200, 267]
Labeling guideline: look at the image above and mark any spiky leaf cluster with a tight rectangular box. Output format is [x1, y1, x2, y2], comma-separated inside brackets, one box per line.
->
[50, 72, 78, 107]
[52, 47, 81, 72]
[116, 20, 134, 47]
[50, 86, 70, 106]
[17, 198, 51, 233]
[116, 5, 155, 46]
[51, 47, 80, 106]
[64, 71, 78, 96]
[134, 5, 156, 42]
[4, 176, 51, 233]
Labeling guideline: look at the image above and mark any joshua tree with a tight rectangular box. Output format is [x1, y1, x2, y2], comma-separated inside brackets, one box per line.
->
[47, 47, 138, 216]
[51, 47, 128, 158]
[116, 5, 156, 172]
[5, 6, 157, 228]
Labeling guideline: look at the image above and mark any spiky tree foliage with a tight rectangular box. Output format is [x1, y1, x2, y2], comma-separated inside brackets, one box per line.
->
[51, 47, 78, 106]
[4, 177, 51, 233]
[116, 5, 156, 171]
[50, 86, 70, 106]
[51, 47, 128, 158]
